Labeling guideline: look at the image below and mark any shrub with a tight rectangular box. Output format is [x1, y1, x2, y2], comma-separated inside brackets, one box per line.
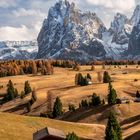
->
[69, 104, 76, 112]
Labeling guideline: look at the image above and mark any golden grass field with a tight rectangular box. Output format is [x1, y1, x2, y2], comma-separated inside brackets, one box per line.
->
[0, 112, 105, 140]
[0, 65, 140, 139]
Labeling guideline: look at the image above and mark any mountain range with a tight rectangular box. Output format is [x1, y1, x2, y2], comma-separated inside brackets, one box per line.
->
[0, 41, 38, 60]
[1, 0, 140, 62]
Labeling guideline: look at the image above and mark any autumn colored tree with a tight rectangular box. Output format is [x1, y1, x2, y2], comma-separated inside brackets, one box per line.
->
[97, 72, 102, 83]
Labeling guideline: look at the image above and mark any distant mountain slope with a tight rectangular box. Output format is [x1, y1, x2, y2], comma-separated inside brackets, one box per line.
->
[127, 20, 140, 58]
[0, 41, 38, 60]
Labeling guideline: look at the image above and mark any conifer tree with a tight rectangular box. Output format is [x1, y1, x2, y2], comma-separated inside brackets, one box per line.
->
[6, 80, 18, 100]
[92, 93, 101, 106]
[24, 81, 32, 95]
[108, 82, 117, 105]
[103, 71, 111, 83]
[7, 80, 15, 100]
[52, 97, 63, 118]
[20, 91, 25, 99]
[105, 111, 122, 140]
[14, 88, 18, 97]
[87, 73, 92, 80]
[31, 61, 37, 74]
[108, 127, 118, 140]
[136, 91, 140, 98]
[65, 132, 79, 140]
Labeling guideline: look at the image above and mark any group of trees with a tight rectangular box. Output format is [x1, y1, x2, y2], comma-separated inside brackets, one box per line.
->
[75, 71, 111, 86]
[89, 60, 137, 65]
[92, 93, 102, 106]
[79, 93, 103, 108]
[2, 80, 32, 104]
[52, 60, 76, 68]
[105, 111, 122, 140]
[0, 60, 54, 78]
[2, 80, 18, 103]
[75, 73, 92, 86]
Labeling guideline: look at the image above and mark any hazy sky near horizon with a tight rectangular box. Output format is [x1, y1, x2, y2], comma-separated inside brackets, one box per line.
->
[0, 0, 139, 41]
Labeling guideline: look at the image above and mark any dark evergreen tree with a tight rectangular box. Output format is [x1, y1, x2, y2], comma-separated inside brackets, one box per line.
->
[52, 97, 63, 118]
[87, 73, 92, 80]
[102, 99, 105, 105]
[108, 82, 117, 105]
[80, 99, 89, 108]
[14, 88, 18, 97]
[103, 71, 111, 83]
[108, 127, 118, 140]
[69, 104, 76, 112]
[92, 93, 101, 106]
[105, 111, 122, 140]
[4, 80, 18, 101]
[20, 91, 25, 99]
[7, 80, 15, 100]
[65, 132, 79, 140]
[136, 91, 140, 98]
[75, 73, 88, 86]
[24, 81, 32, 95]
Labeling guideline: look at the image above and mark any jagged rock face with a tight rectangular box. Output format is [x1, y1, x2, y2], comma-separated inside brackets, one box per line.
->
[36, 1, 140, 61]
[131, 5, 140, 25]
[0, 41, 38, 60]
[109, 13, 132, 45]
[128, 21, 140, 55]
[36, 0, 107, 62]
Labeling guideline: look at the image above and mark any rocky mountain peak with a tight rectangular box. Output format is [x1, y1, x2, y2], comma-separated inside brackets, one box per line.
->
[36, 0, 107, 62]
[131, 5, 140, 25]
[110, 13, 131, 33]
[128, 19, 140, 56]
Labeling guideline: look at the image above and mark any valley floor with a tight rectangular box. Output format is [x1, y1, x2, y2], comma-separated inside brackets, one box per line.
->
[0, 65, 140, 139]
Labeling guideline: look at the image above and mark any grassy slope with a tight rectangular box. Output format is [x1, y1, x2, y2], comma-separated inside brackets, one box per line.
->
[1, 65, 140, 115]
[60, 103, 140, 140]
[0, 112, 105, 140]
[0, 66, 140, 139]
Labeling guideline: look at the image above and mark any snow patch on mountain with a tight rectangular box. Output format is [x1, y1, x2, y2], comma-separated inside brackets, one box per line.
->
[0, 41, 38, 60]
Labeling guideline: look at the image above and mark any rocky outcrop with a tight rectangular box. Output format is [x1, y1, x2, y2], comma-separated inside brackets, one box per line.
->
[128, 20, 140, 55]
[36, 0, 107, 62]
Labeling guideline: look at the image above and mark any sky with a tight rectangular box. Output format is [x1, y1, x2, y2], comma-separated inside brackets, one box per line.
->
[0, 0, 139, 41]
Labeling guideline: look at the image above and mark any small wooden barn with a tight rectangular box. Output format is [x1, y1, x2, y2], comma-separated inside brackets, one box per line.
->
[33, 127, 66, 140]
